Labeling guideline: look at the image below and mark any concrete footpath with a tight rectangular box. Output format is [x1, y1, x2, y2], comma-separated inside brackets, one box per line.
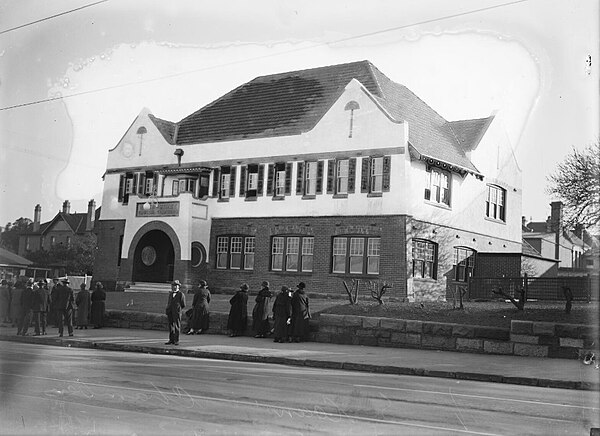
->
[1, 325, 598, 391]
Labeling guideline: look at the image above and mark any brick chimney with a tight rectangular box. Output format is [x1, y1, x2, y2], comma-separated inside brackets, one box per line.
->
[550, 201, 563, 260]
[62, 200, 70, 214]
[86, 199, 96, 231]
[33, 204, 41, 232]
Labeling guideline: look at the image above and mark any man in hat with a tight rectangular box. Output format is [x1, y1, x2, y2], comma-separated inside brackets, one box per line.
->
[290, 282, 310, 343]
[54, 278, 74, 337]
[165, 280, 186, 345]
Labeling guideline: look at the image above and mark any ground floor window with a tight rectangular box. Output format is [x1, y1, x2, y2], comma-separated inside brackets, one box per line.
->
[271, 236, 314, 272]
[216, 236, 254, 270]
[412, 239, 437, 279]
[332, 236, 380, 275]
[454, 246, 476, 281]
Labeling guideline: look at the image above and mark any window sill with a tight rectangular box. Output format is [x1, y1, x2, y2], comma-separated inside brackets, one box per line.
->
[412, 277, 438, 281]
[244, 196, 257, 202]
[333, 194, 348, 199]
[302, 195, 317, 200]
[217, 198, 230, 202]
[269, 271, 314, 275]
[485, 217, 506, 225]
[272, 196, 285, 201]
[424, 200, 451, 210]
[367, 192, 383, 198]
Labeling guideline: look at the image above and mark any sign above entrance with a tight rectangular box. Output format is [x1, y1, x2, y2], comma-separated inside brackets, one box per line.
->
[136, 201, 180, 217]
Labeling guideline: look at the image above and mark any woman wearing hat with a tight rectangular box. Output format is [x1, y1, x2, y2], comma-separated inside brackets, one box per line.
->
[91, 282, 106, 329]
[272, 285, 292, 343]
[252, 281, 273, 338]
[75, 282, 91, 329]
[290, 282, 311, 343]
[187, 280, 210, 335]
[227, 283, 249, 337]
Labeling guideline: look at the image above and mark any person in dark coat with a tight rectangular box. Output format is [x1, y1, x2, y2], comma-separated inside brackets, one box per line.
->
[272, 285, 292, 343]
[20, 278, 35, 336]
[0, 279, 11, 324]
[53, 278, 74, 337]
[227, 283, 249, 337]
[10, 279, 24, 332]
[31, 281, 50, 335]
[48, 277, 60, 327]
[91, 282, 107, 328]
[187, 280, 210, 335]
[75, 282, 91, 329]
[290, 282, 311, 343]
[252, 281, 273, 338]
[165, 280, 186, 345]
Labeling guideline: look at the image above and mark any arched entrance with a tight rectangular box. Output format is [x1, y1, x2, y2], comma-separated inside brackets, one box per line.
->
[132, 230, 174, 283]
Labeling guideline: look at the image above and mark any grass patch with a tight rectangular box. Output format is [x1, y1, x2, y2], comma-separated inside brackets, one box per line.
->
[103, 292, 598, 329]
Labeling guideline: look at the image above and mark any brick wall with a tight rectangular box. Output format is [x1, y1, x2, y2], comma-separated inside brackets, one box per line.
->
[208, 215, 409, 299]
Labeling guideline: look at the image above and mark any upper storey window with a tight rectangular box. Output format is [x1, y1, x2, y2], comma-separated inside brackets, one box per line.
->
[212, 166, 236, 200]
[425, 166, 450, 206]
[296, 161, 323, 197]
[361, 156, 391, 195]
[239, 164, 264, 199]
[266, 162, 292, 198]
[486, 184, 506, 222]
[327, 158, 356, 196]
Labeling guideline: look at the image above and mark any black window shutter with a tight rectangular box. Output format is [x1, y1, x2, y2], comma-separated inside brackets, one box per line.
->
[382, 156, 391, 192]
[316, 161, 324, 194]
[138, 174, 146, 195]
[266, 164, 274, 196]
[212, 168, 220, 198]
[229, 166, 237, 198]
[257, 164, 265, 196]
[239, 166, 247, 197]
[296, 162, 304, 195]
[326, 159, 335, 194]
[285, 162, 293, 195]
[118, 174, 125, 202]
[132, 173, 138, 194]
[424, 167, 431, 200]
[348, 158, 356, 193]
[361, 157, 370, 193]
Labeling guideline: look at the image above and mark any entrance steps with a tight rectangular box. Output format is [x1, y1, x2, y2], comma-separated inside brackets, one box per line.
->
[125, 282, 172, 293]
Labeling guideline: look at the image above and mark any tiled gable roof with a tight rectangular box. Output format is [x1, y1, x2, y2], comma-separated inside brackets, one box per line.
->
[168, 60, 489, 174]
[521, 238, 542, 257]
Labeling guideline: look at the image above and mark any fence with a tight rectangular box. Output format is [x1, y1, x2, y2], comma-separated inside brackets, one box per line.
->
[467, 275, 593, 302]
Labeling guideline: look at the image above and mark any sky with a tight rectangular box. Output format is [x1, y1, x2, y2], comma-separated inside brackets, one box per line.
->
[0, 0, 598, 229]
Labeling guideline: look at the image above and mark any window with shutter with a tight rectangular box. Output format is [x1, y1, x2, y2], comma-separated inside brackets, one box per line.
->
[266, 164, 274, 196]
[285, 162, 292, 195]
[296, 162, 304, 195]
[326, 159, 335, 194]
[239, 166, 247, 197]
[229, 166, 236, 198]
[316, 161, 324, 194]
[348, 158, 356, 193]
[212, 168, 220, 198]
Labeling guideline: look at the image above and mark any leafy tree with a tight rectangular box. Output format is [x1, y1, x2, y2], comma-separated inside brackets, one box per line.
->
[547, 142, 600, 230]
[24, 233, 97, 275]
[0, 218, 32, 253]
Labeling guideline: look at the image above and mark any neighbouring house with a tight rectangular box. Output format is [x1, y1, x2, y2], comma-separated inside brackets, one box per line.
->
[522, 201, 589, 269]
[18, 200, 100, 273]
[93, 60, 523, 301]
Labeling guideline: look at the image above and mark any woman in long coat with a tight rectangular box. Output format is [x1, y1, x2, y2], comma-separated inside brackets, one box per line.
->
[187, 280, 211, 335]
[272, 285, 292, 343]
[227, 283, 248, 337]
[290, 282, 311, 342]
[252, 281, 272, 338]
[75, 283, 91, 329]
[90, 282, 106, 329]
[0, 279, 11, 324]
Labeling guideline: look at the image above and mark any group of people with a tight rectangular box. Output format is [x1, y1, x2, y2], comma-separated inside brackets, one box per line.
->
[162, 279, 310, 346]
[0, 276, 106, 337]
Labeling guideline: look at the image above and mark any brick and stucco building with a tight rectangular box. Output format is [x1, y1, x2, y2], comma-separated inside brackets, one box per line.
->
[93, 60, 522, 301]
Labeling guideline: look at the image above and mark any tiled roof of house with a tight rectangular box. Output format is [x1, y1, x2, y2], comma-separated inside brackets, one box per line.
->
[27, 207, 101, 236]
[0, 246, 33, 267]
[521, 238, 542, 257]
[161, 60, 489, 173]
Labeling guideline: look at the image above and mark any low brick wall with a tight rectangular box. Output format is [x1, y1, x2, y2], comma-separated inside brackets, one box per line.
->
[105, 310, 597, 360]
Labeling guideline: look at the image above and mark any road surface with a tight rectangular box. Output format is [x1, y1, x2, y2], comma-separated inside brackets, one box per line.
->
[0, 341, 598, 435]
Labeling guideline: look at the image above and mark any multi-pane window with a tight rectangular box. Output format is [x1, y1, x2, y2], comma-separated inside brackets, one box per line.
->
[244, 237, 255, 269]
[454, 247, 476, 282]
[172, 180, 179, 196]
[305, 161, 318, 196]
[216, 236, 254, 270]
[220, 173, 230, 198]
[275, 168, 286, 197]
[486, 185, 506, 221]
[145, 177, 154, 195]
[332, 236, 380, 275]
[425, 167, 450, 206]
[370, 157, 384, 193]
[412, 239, 437, 279]
[271, 236, 314, 272]
[179, 178, 196, 194]
[336, 159, 349, 194]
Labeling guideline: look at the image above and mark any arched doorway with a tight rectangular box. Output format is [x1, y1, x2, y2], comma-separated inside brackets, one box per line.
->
[132, 230, 174, 283]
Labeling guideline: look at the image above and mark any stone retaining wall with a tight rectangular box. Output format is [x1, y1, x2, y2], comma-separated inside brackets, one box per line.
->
[105, 310, 597, 360]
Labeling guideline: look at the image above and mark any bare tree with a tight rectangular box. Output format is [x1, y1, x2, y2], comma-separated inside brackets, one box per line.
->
[342, 279, 360, 305]
[547, 142, 600, 230]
